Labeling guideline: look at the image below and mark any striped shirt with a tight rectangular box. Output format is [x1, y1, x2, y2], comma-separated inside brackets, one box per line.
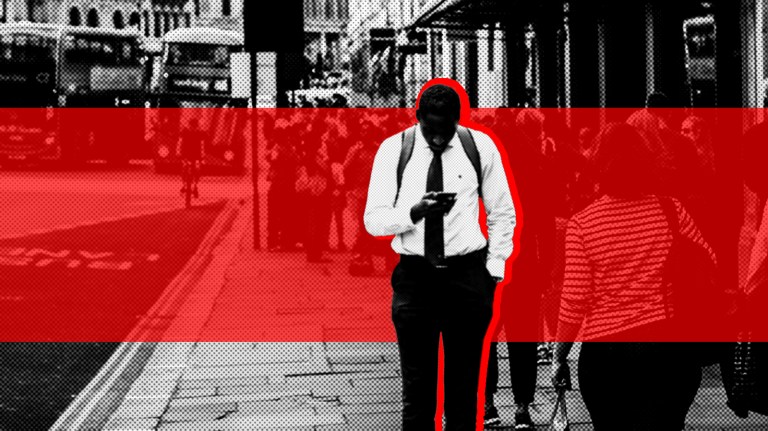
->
[559, 195, 715, 340]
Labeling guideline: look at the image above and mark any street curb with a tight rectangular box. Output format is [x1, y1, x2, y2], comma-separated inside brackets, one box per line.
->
[49, 197, 250, 431]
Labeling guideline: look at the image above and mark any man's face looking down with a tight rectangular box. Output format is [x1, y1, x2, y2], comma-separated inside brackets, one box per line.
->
[417, 109, 458, 148]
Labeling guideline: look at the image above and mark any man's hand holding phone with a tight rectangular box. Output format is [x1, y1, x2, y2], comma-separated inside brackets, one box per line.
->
[410, 191, 457, 223]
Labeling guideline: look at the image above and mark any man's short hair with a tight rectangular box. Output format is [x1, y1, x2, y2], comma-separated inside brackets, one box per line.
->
[418, 84, 461, 120]
[646, 92, 670, 108]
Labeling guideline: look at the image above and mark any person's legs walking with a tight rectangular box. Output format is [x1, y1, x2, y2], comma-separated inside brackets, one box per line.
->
[392, 259, 441, 431]
[442, 253, 495, 431]
[501, 233, 544, 428]
[483, 341, 502, 425]
[633, 343, 702, 431]
[306, 194, 323, 261]
[578, 342, 634, 430]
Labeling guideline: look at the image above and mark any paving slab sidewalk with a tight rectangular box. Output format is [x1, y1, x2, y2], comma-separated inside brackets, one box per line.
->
[99, 212, 768, 431]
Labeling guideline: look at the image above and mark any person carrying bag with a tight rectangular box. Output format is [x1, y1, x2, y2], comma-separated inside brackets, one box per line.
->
[724, 199, 768, 418]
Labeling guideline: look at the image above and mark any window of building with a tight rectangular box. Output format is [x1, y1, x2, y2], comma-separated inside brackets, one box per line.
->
[222, 0, 231, 16]
[325, 0, 333, 19]
[113, 10, 124, 29]
[184, 13, 191, 27]
[143, 11, 150, 36]
[306, 0, 318, 18]
[488, 27, 494, 71]
[194, 0, 200, 16]
[154, 11, 161, 37]
[69, 7, 81, 26]
[172, 13, 179, 30]
[87, 8, 99, 27]
[163, 12, 171, 34]
[28, 0, 45, 23]
[129, 12, 140, 28]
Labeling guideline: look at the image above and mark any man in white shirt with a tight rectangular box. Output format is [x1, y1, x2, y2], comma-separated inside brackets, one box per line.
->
[364, 84, 516, 431]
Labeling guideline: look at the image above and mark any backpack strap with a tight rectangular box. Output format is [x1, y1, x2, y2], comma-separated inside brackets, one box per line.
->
[395, 125, 484, 205]
[658, 196, 680, 241]
[395, 125, 417, 205]
[457, 126, 483, 199]
[658, 196, 680, 320]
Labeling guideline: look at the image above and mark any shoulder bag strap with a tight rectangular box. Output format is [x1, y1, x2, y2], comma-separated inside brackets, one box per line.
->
[456, 126, 483, 199]
[395, 125, 417, 206]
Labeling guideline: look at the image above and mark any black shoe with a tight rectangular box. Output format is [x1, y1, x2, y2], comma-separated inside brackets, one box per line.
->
[484, 402, 502, 427]
[514, 410, 534, 430]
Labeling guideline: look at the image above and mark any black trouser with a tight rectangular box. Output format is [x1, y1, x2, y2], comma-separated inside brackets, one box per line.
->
[391, 249, 496, 431]
[267, 179, 295, 249]
[485, 342, 538, 405]
[305, 192, 331, 260]
[485, 221, 550, 405]
[578, 324, 703, 431]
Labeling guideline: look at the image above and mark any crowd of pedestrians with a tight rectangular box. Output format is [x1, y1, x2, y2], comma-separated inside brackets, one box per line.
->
[263, 92, 768, 429]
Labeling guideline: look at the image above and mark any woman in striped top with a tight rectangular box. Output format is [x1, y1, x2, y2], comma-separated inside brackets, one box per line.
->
[552, 123, 716, 431]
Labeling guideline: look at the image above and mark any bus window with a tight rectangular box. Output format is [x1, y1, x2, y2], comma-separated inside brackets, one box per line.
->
[213, 46, 228, 65]
[65, 35, 140, 66]
[0, 34, 55, 63]
[165, 43, 230, 67]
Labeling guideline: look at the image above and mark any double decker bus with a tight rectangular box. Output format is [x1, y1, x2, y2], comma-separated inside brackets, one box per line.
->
[150, 27, 249, 175]
[0, 22, 147, 165]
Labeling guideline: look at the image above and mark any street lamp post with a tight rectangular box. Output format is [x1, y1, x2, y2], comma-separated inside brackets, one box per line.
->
[244, 1, 304, 251]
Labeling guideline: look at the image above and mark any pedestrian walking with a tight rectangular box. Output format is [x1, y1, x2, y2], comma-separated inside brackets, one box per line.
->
[723, 121, 768, 418]
[552, 123, 714, 431]
[364, 83, 516, 431]
[344, 117, 380, 275]
[266, 119, 299, 251]
[297, 118, 333, 263]
[484, 109, 556, 429]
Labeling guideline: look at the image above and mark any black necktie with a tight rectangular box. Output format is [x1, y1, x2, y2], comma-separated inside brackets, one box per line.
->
[425, 144, 446, 267]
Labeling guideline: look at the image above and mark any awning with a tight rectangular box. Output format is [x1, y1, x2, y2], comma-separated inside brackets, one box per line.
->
[406, 0, 520, 30]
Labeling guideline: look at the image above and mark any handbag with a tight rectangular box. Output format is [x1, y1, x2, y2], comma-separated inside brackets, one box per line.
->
[548, 389, 570, 431]
[658, 197, 727, 365]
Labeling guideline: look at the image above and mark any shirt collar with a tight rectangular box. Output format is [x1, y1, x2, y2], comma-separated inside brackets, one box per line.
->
[415, 124, 457, 149]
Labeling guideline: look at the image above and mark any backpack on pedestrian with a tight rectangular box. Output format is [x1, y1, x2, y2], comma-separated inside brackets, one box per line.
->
[394, 124, 483, 204]
[348, 125, 484, 278]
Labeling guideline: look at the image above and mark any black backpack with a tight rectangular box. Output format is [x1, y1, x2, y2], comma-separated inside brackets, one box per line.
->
[394, 125, 483, 205]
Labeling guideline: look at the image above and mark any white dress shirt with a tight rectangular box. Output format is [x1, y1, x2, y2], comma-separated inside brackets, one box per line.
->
[364, 125, 516, 280]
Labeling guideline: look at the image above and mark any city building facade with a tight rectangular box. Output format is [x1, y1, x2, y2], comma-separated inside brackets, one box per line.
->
[346, 0, 509, 107]
[305, 0, 349, 75]
[0, 0, 195, 41]
[195, 0, 242, 32]
[346, 0, 768, 110]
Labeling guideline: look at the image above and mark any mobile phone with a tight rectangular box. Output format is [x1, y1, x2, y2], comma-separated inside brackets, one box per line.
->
[435, 192, 457, 203]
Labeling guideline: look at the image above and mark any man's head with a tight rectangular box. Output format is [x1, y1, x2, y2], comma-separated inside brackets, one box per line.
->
[416, 84, 461, 148]
[646, 92, 670, 109]
[681, 116, 704, 142]
[515, 108, 545, 144]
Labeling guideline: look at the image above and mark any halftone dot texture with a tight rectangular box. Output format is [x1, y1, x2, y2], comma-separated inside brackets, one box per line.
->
[0, 1, 767, 430]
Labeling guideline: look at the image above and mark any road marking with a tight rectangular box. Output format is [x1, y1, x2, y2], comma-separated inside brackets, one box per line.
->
[0, 200, 223, 241]
[0, 248, 160, 271]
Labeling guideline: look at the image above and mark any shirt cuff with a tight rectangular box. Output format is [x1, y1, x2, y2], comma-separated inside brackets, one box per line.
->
[486, 258, 506, 281]
[396, 206, 417, 232]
